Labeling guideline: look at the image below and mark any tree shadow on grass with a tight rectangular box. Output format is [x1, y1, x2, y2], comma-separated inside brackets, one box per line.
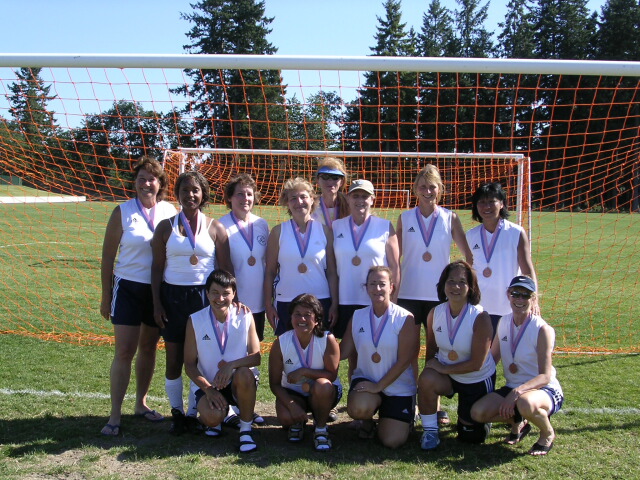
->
[0, 413, 528, 472]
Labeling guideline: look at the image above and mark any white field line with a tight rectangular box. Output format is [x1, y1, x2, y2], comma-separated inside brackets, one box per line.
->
[1, 388, 639, 416]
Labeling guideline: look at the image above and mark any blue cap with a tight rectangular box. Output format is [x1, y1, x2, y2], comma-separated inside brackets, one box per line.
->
[508, 275, 536, 292]
[317, 166, 345, 176]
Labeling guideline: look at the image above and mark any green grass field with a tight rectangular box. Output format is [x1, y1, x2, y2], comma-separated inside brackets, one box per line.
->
[0, 200, 639, 478]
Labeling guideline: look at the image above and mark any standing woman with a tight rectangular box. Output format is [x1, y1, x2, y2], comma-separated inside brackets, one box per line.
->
[269, 294, 341, 451]
[219, 174, 269, 341]
[100, 156, 176, 436]
[264, 177, 338, 336]
[466, 183, 537, 333]
[340, 266, 420, 449]
[311, 157, 350, 228]
[417, 261, 496, 450]
[332, 179, 400, 339]
[151, 171, 233, 434]
[471, 276, 563, 456]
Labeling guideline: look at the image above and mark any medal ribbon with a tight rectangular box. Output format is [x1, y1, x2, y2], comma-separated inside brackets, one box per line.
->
[209, 307, 230, 355]
[480, 219, 503, 264]
[446, 303, 468, 347]
[291, 219, 313, 260]
[415, 206, 439, 249]
[230, 211, 254, 252]
[180, 211, 199, 251]
[135, 198, 156, 233]
[349, 216, 372, 253]
[319, 197, 335, 228]
[369, 307, 390, 349]
[292, 333, 315, 369]
[510, 314, 532, 359]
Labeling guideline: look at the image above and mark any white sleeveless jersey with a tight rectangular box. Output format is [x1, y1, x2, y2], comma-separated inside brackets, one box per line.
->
[164, 211, 216, 286]
[351, 303, 416, 397]
[433, 303, 496, 384]
[497, 313, 562, 394]
[333, 215, 391, 305]
[190, 304, 256, 383]
[278, 330, 342, 395]
[398, 207, 453, 301]
[275, 220, 330, 302]
[219, 212, 269, 312]
[311, 204, 338, 228]
[114, 198, 176, 284]
[466, 220, 523, 316]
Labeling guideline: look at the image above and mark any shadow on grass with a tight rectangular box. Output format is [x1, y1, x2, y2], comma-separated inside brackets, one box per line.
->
[0, 413, 531, 472]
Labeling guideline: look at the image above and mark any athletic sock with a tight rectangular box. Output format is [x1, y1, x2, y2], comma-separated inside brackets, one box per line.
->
[186, 381, 198, 417]
[421, 413, 438, 431]
[165, 376, 184, 412]
[315, 426, 328, 434]
[238, 419, 252, 433]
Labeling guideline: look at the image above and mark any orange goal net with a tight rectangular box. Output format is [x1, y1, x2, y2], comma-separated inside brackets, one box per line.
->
[0, 54, 638, 353]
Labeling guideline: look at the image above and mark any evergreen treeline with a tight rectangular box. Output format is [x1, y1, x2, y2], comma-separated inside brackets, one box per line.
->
[1, 0, 639, 210]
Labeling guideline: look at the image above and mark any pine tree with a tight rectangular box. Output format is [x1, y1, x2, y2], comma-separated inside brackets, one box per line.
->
[418, 0, 456, 57]
[454, 0, 493, 58]
[8, 67, 58, 145]
[596, 0, 640, 60]
[497, 0, 536, 58]
[175, 0, 285, 149]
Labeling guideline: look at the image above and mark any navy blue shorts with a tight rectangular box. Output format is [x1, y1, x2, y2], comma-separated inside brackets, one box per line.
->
[334, 304, 367, 339]
[397, 298, 440, 328]
[350, 378, 415, 424]
[447, 373, 496, 424]
[194, 370, 260, 407]
[283, 383, 343, 411]
[253, 311, 266, 342]
[275, 297, 332, 337]
[110, 277, 157, 328]
[160, 282, 208, 343]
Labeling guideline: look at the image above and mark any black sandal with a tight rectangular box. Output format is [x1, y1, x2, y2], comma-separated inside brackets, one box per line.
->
[529, 441, 553, 456]
[238, 429, 257, 453]
[506, 422, 531, 445]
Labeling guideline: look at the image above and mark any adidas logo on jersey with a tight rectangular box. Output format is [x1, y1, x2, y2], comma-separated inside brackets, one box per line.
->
[337, 233, 344, 238]
[202, 334, 211, 340]
[436, 326, 442, 332]
[285, 359, 294, 365]
[473, 243, 480, 250]
[358, 327, 365, 333]
[502, 336, 508, 342]
[408, 227, 415, 232]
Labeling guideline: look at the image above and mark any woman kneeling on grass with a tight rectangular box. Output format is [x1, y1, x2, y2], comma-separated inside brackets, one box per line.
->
[471, 275, 563, 456]
[184, 270, 261, 453]
[269, 294, 342, 452]
[340, 266, 420, 449]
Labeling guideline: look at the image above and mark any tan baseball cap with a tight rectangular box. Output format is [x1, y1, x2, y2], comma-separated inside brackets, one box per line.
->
[348, 179, 374, 195]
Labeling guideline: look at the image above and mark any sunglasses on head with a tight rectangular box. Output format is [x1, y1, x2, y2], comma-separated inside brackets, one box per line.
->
[319, 173, 343, 181]
[509, 291, 532, 299]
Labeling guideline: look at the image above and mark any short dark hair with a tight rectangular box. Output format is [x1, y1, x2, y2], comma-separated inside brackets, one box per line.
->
[132, 156, 169, 201]
[205, 269, 237, 293]
[436, 260, 481, 305]
[289, 293, 325, 337]
[224, 173, 261, 209]
[174, 171, 210, 209]
[471, 182, 510, 223]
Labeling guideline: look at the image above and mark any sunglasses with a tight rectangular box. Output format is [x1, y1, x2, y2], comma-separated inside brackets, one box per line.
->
[319, 173, 343, 181]
[509, 291, 532, 299]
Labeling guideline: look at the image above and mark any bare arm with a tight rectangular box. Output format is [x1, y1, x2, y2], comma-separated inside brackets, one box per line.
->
[150, 218, 171, 328]
[213, 313, 261, 389]
[268, 338, 308, 424]
[517, 229, 537, 286]
[339, 318, 355, 361]
[451, 212, 473, 264]
[386, 222, 401, 302]
[263, 224, 281, 330]
[100, 206, 122, 320]
[396, 214, 404, 259]
[210, 219, 234, 275]
[324, 225, 339, 328]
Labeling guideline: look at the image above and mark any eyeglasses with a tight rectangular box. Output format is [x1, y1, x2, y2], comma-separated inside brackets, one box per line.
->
[509, 291, 532, 299]
[319, 173, 343, 181]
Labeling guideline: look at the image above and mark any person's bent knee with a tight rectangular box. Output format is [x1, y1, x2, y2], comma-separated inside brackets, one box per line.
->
[347, 401, 374, 420]
[380, 434, 407, 449]
[470, 403, 489, 424]
[311, 379, 334, 398]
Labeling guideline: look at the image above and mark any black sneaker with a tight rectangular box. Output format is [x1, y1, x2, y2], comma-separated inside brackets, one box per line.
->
[169, 408, 186, 436]
[185, 415, 202, 434]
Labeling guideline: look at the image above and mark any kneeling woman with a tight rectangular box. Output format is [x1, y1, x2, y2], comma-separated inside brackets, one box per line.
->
[471, 276, 563, 456]
[418, 260, 496, 450]
[269, 294, 341, 452]
[184, 270, 261, 453]
[340, 266, 420, 449]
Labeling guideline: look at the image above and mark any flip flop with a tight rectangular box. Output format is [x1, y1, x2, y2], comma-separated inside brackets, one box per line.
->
[101, 423, 121, 436]
[135, 409, 164, 422]
[529, 441, 554, 456]
[506, 421, 532, 445]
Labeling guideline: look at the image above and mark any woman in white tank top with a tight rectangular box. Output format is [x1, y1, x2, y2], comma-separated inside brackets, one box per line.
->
[471, 275, 563, 456]
[151, 171, 233, 432]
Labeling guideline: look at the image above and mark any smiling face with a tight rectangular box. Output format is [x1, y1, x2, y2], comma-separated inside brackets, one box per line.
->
[287, 186, 314, 218]
[348, 190, 374, 216]
[135, 167, 161, 204]
[206, 281, 235, 315]
[476, 195, 504, 224]
[291, 304, 319, 337]
[415, 176, 440, 207]
[366, 268, 393, 305]
[178, 176, 204, 212]
[444, 266, 470, 303]
[507, 287, 534, 315]
[230, 184, 255, 216]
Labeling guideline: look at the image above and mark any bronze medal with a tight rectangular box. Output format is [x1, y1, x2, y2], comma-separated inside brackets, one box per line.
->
[298, 262, 308, 273]
[189, 253, 198, 265]
[509, 362, 518, 374]
[483, 267, 492, 278]
[448, 350, 459, 361]
[352, 255, 361, 266]
[422, 251, 432, 262]
[371, 352, 381, 363]
[247, 255, 256, 266]
[301, 382, 311, 393]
